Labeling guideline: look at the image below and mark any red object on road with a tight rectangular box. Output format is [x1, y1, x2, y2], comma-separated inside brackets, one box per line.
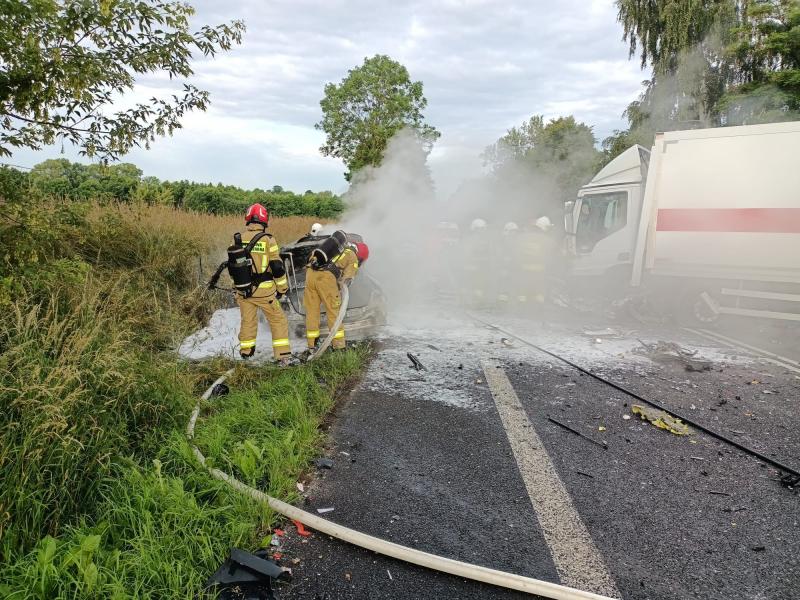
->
[293, 520, 311, 537]
[274, 528, 285, 536]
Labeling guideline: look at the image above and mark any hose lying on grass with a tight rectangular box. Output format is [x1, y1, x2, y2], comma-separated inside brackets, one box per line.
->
[186, 369, 619, 600]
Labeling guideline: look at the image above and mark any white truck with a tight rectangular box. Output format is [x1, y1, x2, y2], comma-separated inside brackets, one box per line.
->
[566, 121, 800, 323]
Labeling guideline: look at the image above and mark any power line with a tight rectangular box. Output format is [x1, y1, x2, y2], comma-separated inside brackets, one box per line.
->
[0, 162, 33, 171]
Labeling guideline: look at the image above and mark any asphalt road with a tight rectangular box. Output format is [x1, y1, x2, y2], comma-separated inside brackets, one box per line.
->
[274, 308, 800, 600]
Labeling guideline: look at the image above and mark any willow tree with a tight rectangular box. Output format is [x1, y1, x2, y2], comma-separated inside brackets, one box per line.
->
[604, 0, 800, 163]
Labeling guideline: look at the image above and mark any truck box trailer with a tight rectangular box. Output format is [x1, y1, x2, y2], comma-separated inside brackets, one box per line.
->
[567, 121, 800, 323]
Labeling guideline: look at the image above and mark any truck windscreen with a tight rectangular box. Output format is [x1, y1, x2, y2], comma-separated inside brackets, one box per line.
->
[576, 191, 628, 252]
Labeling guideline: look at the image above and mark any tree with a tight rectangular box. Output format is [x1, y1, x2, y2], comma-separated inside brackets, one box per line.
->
[0, 1, 244, 159]
[316, 55, 440, 180]
[609, 0, 800, 162]
[483, 115, 601, 205]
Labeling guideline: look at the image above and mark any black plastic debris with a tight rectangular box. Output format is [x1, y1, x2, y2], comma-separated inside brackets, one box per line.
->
[314, 457, 334, 469]
[780, 473, 800, 489]
[210, 383, 230, 398]
[407, 353, 427, 371]
[205, 548, 291, 600]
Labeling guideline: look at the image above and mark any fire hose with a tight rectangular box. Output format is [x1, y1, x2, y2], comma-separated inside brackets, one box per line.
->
[307, 283, 349, 362]
[469, 314, 800, 479]
[187, 371, 619, 600]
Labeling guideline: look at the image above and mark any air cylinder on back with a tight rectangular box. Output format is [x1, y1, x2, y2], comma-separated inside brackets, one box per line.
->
[310, 233, 345, 267]
[227, 244, 254, 295]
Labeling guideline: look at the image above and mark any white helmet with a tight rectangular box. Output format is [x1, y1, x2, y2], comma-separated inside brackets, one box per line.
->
[503, 221, 519, 235]
[535, 216, 553, 232]
[310, 222, 322, 235]
[470, 218, 487, 231]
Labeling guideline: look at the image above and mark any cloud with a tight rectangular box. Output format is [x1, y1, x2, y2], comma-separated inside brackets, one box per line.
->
[11, 0, 646, 198]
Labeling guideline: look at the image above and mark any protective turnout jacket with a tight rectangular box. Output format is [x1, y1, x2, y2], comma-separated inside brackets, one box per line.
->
[241, 224, 289, 297]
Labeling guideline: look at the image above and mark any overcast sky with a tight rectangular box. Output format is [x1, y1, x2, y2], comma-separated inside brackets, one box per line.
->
[11, 0, 647, 199]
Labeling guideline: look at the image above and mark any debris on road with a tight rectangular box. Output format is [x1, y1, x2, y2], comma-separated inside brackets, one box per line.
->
[583, 327, 620, 338]
[407, 352, 427, 371]
[205, 548, 291, 600]
[622, 414, 631, 420]
[576, 470, 594, 478]
[635, 340, 711, 372]
[387, 569, 393, 581]
[316, 507, 334, 514]
[632, 404, 690, 435]
[296, 482, 305, 493]
[547, 416, 608, 449]
[314, 457, 334, 469]
[426, 344, 442, 352]
[293, 520, 311, 537]
[501, 337, 515, 347]
[780, 473, 800, 489]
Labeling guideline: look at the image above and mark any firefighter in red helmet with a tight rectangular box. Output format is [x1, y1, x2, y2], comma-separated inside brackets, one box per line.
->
[233, 203, 291, 362]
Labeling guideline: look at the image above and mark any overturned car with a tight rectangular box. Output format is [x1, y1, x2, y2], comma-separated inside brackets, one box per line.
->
[279, 233, 387, 339]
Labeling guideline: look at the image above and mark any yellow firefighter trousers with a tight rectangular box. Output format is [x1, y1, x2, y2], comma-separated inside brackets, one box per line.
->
[237, 286, 291, 359]
[304, 269, 345, 349]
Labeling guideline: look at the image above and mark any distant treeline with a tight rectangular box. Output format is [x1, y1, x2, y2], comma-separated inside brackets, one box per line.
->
[0, 159, 344, 218]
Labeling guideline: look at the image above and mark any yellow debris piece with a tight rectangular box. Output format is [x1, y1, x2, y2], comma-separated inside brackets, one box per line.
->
[631, 405, 690, 436]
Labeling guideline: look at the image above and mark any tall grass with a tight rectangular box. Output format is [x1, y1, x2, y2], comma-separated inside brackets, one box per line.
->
[0, 200, 367, 599]
[1, 351, 367, 600]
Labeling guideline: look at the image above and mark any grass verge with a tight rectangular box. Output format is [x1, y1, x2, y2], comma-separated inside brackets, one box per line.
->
[0, 199, 367, 599]
[2, 348, 369, 600]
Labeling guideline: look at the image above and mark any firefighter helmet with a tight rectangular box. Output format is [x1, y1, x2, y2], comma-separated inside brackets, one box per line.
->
[310, 222, 322, 235]
[245, 203, 269, 227]
[355, 242, 369, 263]
[535, 216, 553, 231]
[470, 218, 487, 231]
[503, 221, 519, 235]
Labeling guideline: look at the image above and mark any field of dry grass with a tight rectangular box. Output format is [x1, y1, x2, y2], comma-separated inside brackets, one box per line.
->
[120, 205, 328, 251]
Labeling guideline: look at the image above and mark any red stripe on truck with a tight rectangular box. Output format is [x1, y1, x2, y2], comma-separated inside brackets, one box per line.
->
[656, 208, 800, 233]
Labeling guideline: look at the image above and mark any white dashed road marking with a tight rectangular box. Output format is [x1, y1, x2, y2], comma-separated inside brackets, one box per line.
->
[481, 360, 621, 598]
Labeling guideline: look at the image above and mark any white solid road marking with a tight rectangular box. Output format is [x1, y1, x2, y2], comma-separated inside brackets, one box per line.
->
[685, 328, 800, 375]
[481, 360, 620, 598]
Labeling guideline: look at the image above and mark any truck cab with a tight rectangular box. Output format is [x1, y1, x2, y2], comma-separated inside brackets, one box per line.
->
[567, 145, 650, 280]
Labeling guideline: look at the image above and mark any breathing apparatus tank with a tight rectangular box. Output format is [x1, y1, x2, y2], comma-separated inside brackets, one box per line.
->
[225, 232, 269, 297]
[309, 230, 347, 269]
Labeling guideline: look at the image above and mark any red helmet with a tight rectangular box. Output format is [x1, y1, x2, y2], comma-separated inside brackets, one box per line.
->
[245, 203, 269, 226]
[355, 242, 369, 263]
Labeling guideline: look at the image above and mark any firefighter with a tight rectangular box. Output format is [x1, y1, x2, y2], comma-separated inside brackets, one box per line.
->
[462, 218, 489, 307]
[518, 216, 555, 307]
[234, 203, 292, 362]
[297, 222, 323, 243]
[497, 221, 519, 308]
[304, 232, 364, 351]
